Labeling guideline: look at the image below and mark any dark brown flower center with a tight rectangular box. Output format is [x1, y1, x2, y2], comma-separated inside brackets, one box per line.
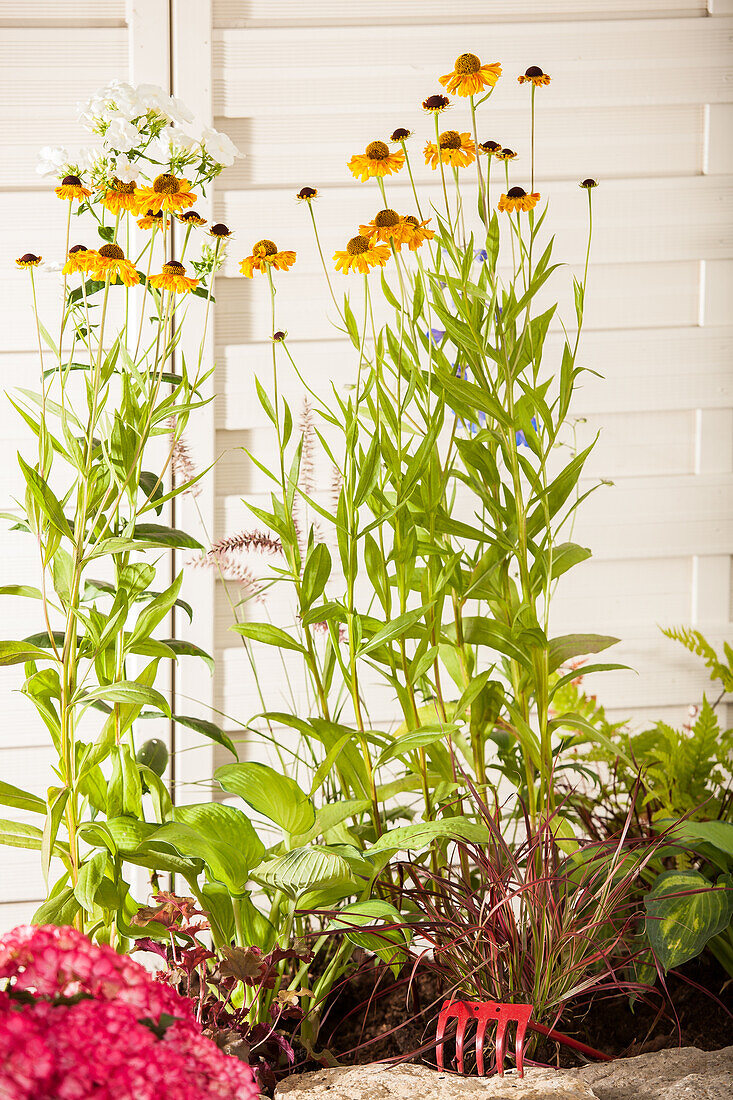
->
[507, 187, 527, 198]
[480, 140, 500, 152]
[68, 244, 88, 254]
[499, 148, 516, 158]
[525, 66, 544, 77]
[374, 209, 399, 228]
[152, 173, 180, 194]
[98, 243, 125, 259]
[439, 130, 462, 150]
[180, 210, 203, 221]
[210, 223, 231, 236]
[580, 178, 598, 189]
[366, 141, 389, 160]
[111, 178, 136, 193]
[346, 235, 370, 256]
[19, 253, 39, 263]
[297, 186, 317, 200]
[423, 94, 450, 111]
[391, 128, 411, 141]
[62, 175, 82, 187]
[254, 239, 277, 256]
[405, 216, 419, 227]
[454, 52, 481, 74]
[143, 209, 163, 219]
[162, 260, 185, 274]
[273, 330, 286, 341]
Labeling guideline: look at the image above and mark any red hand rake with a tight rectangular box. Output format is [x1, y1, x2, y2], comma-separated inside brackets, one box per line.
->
[436, 999, 613, 1077]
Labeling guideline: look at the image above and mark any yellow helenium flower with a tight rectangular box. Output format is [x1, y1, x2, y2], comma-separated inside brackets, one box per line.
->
[149, 259, 200, 295]
[479, 140, 501, 156]
[422, 94, 451, 113]
[403, 216, 435, 251]
[15, 253, 42, 268]
[134, 174, 196, 215]
[424, 130, 476, 170]
[494, 147, 517, 162]
[101, 178, 139, 215]
[240, 239, 296, 278]
[347, 140, 405, 183]
[498, 187, 540, 213]
[88, 242, 139, 285]
[177, 210, 207, 226]
[137, 209, 169, 231]
[296, 187, 318, 203]
[518, 66, 551, 86]
[334, 234, 391, 275]
[209, 222, 233, 240]
[439, 53, 502, 97]
[55, 174, 91, 202]
[63, 245, 97, 274]
[359, 209, 413, 250]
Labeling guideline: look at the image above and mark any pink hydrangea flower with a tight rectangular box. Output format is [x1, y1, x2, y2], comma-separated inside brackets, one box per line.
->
[0, 926, 259, 1100]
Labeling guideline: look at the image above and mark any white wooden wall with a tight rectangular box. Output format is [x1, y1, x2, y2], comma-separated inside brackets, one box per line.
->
[1, 0, 732, 929]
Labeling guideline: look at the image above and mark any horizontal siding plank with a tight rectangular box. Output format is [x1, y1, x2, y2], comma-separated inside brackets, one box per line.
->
[215, 326, 733, 428]
[217, 103, 705, 189]
[213, 260, 711, 344]
[0, 2, 126, 23]
[215, 176, 733, 271]
[213, 19, 733, 115]
[218, 472, 733, 561]
[0, 29, 128, 122]
[214, 1, 707, 28]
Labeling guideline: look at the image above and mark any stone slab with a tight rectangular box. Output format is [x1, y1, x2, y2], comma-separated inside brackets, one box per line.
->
[275, 1047, 733, 1100]
[275, 1063, 597, 1098]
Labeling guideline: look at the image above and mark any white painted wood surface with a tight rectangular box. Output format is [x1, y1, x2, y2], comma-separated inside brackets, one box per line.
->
[1, 0, 731, 931]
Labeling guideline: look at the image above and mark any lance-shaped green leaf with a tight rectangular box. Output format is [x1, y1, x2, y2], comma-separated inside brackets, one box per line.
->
[172, 714, 237, 758]
[230, 621, 307, 654]
[377, 724, 459, 768]
[215, 762, 316, 836]
[369, 818, 491, 855]
[74, 681, 171, 717]
[548, 633, 619, 674]
[0, 780, 45, 814]
[644, 870, 733, 972]
[17, 454, 73, 539]
[0, 819, 45, 850]
[0, 640, 57, 666]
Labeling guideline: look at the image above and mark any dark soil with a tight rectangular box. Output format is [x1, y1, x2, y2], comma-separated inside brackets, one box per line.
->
[316, 952, 733, 1072]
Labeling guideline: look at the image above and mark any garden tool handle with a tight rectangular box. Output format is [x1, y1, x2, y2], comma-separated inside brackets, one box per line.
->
[528, 1020, 614, 1062]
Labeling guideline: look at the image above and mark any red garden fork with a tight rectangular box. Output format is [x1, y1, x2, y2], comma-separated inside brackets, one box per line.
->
[436, 999, 613, 1077]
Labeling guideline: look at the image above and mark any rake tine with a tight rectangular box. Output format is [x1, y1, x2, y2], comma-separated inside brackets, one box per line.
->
[514, 1005, 533, 1078]
[455, 1005, 470, 1074]
[436, 1000, 471, 1073]
[475, 1007, 489, 1076]
[435, 1002, 450, 1071]
[494, 1010, 508, 1077]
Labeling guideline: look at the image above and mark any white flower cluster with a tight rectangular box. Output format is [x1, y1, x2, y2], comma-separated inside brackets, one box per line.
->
[37, 80, 241, 184]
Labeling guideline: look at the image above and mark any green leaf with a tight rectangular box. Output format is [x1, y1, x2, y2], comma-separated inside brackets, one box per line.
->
[252, 845, 354, 900]
[548, 633, 619, 674]
[0, 818, 44, 850]
[172, 714, 237, 758]
[0, 640, 55, 666]
[76, 681, 171, 717]
[175, 803, 264, 872]
[0, 585, 42, 600]
[143, 819, 251, 896]
[0, 780, 45, 814]
[645, 870, 733, 972]
[358, 608, 427, 656]
[377, 725, 459, 767]
[74, 851, 108, 913]
[369, 818, 491, 854]
[33, 886, 80, 927]
[215, 762, 316, 836]
[17, 454, 73, 538]
[230, 622, 307, 654]
[300, 543, 332, 611]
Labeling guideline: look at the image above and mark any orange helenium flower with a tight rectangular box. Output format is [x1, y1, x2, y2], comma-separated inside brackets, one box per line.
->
[101, 178, 139, 215]
[15, 253, 42, 268]
[424, 130, 476, 170]
[149, 259, 199, 294]
[333, 235, 390, 275]
[403, 216, 435, 251]
[137, 209, 169, 231]
[359, 209, 413, 249]
[518, 66, 551, 86]
[88, 243, 139, 285]
[348, 140, 405, 183]
[439, 53, 502, 97]
[63, 245, 97, 274]
[55, 174, 91, 202]
[134, 174, 196, 215]
[498, 187, 540, 213]
[240, 240, 296, 278]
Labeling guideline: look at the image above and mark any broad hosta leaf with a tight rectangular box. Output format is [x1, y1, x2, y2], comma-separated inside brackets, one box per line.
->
[369, 818, 491, 855]
[143, 821, 250, 896]
[174, 803, 264, 872]
[252, 845, 354, 899]
[644, 870, 733, 972]
[215, 762, 315, 836]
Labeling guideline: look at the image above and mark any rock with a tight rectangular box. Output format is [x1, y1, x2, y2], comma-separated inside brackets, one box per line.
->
[571, 1045, 733, 1099]
[275, 1048, 733, 1100]
[275, 1063, 598, 1098]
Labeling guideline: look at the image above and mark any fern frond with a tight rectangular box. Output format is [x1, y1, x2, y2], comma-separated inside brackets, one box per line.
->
[662, 626, 733, 693]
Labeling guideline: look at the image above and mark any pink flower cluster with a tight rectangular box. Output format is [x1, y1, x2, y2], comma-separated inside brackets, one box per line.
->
[0, 925, 259, 1100]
